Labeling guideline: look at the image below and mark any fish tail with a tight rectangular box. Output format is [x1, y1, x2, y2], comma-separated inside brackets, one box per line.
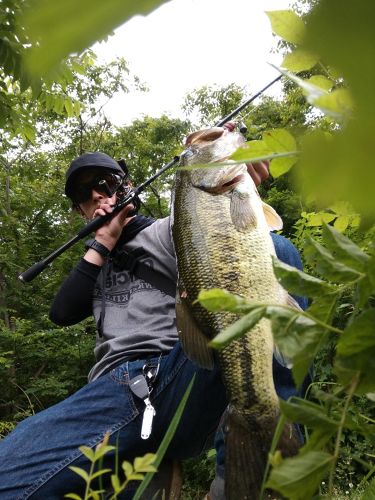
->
[224, 409, 301, 499]
[224, 407, 275, 500]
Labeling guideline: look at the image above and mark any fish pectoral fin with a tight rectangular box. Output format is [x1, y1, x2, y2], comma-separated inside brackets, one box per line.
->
[176, 300, 214, 370]
[230, 191, 257, 231]
[262, 201, 283, 231]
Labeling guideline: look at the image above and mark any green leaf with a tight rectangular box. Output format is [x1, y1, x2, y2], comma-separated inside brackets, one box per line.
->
[64, 98, 74, 117]
[20, 0, 170, 76]
[78, 446, 95, 462]
[269, 310, 328, 387]
[282, 49, 319, 72]
[262, 304, 329, 386]
[272, 256, 335, 298]
[266, 451, 333, 499]
[230, 140, 272, 161]
[301, 427, 337, 453]
[304, 236, 363, 283]
[263, 129, 297, 153]
[307, 75, 334, 92]
[307, 292, 339, 323]
[88, 492, 105, 500]
[64, 494, 83, 500]
[122, 460, 133, 479]
[357, 276, 373, 308]
[134, 453, 157, 473]
[266, 10, 306, 44]
[333, 215, 349, 232]
[334, 351, 375, 394]
[127, 473, 145, 481]
[111, 474, 122, 493]
[68, 466, 89, 482]
[306, 212, 335, 227]
[314, 88, 354, 118]
[337, 309, 375, 356]
[329, 200, 356, 216]
[209, 306, 266, 349]
[270, 64, 328, 105]
[280, 398, 338, 431]
[262, 129, 298, 177]
[93, 444, 115, 461]
[53, 96, 65, 114]
[90, 469, 112, 481]
[197, 288, 251, 314]
[73, 100, 81, 116]
[322, 223, 369, 272]
[21, 124, 36, 144]
[270, 156, 298, 177]
[297, 119, 375, 219]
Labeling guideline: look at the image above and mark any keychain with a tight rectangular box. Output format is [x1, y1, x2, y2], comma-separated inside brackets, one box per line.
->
[129, 374, 156, 440]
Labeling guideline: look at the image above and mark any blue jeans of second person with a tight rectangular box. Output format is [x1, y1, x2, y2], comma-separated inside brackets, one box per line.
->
[0, 341, 227, 499]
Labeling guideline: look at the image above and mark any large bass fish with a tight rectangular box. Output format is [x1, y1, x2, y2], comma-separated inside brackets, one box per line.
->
[171, 124, 299, 499]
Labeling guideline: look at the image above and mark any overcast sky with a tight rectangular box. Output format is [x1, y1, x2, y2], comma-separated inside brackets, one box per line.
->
[93, 0, 291, 125]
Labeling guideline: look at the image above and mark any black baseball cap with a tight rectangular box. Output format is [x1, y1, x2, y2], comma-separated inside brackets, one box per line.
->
[65, 152, 128, 200]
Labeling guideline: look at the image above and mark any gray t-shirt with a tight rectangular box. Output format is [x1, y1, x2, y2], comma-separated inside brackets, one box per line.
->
[88, 217, 178, 381]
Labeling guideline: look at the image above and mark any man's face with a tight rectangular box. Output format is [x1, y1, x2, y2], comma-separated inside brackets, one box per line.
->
[72, 168, 123, 219]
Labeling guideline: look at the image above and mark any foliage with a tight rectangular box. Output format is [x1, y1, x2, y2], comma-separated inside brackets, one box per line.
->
[181, 450, 216, 499]
[0, 0, 144, 143]
[182, 84, 244, 127]
[265, 3, 375, 220]
[17, 0, 170, 78]
[65, 431, 157, 500]
[114, 115, 190, 218]
[0, 0, 97, 141]
[0, 318, 94, 422]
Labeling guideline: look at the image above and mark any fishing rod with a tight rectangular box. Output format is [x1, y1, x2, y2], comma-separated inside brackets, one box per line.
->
[18, 74, 282, 283]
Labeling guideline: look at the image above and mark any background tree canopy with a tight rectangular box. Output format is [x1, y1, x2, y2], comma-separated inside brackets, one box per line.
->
[0, 0, 374, 498]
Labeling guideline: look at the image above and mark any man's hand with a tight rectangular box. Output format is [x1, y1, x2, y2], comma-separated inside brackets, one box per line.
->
[246, 160, 270, 187]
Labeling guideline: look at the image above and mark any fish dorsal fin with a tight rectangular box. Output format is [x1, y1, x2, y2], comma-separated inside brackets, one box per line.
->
[176, 297, 214, 370]
[262, 201, 283, 231]
[186, 127, 224, 146]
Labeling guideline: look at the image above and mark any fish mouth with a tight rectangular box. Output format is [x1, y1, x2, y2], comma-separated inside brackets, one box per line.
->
[203, 173, 245, 194]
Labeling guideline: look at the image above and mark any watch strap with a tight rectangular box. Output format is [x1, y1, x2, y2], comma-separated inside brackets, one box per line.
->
[85, 238, 111, 258]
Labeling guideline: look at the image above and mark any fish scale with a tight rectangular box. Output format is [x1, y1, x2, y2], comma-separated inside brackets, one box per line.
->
[172, 125, 300, 499]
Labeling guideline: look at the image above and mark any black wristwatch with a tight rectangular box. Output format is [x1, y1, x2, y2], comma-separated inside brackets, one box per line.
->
[85, 238, 111, 258]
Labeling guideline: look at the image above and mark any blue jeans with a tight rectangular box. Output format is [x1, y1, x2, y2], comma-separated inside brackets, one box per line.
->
[0, 342, 227, 499]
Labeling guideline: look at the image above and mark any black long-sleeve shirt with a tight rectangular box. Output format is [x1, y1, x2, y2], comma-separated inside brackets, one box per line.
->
[49, 258, 101, 325]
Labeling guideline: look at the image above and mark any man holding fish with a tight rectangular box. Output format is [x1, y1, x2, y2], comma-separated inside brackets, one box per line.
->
[0, 123, 307, 499]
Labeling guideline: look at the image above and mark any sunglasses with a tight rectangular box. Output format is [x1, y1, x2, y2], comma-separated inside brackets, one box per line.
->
[72, 173, 123, 204]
